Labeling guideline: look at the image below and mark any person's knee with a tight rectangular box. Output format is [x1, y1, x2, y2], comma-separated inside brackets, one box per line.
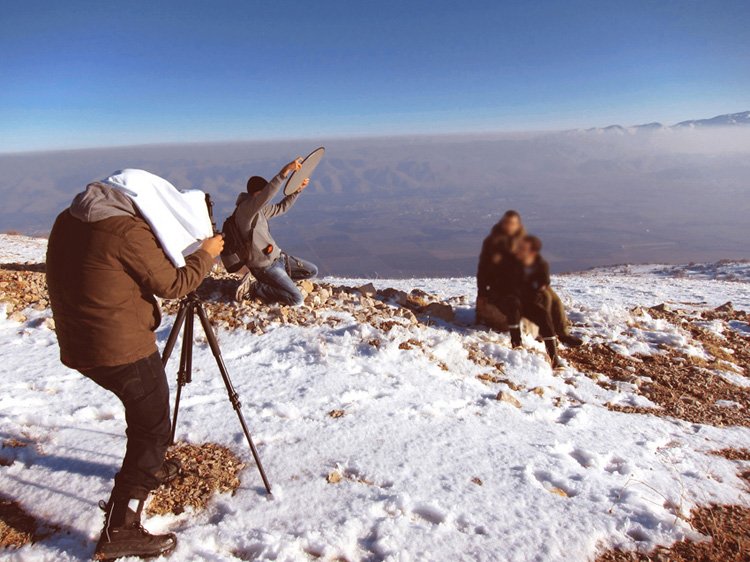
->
[538, 289, 553, 309]
[279, 288, 304, 307]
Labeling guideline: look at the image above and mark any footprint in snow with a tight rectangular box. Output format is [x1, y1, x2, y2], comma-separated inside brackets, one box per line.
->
[532, 469, 579, 498]
[569, 447, 598, 469]
[412, 503, 447, 525]
[604, 455, 632, 476]
[556, 407, 583, 425]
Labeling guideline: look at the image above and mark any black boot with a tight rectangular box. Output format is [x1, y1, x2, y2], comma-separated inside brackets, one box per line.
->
[559, 333, 583, 348]
[544, 337, 566, 369]
[95, 497, 177, 561]
[509, 325, 522, 348]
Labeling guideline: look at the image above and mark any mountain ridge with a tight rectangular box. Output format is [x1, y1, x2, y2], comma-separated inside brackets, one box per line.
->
[582, 110, 750, 134]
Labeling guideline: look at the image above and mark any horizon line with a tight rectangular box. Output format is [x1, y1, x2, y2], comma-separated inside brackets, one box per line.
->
[2, 109, 747, 156]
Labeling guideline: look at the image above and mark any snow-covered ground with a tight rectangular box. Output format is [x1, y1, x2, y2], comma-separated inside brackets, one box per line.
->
[0, 234, 48, 264]
[1, 235, 749, 562]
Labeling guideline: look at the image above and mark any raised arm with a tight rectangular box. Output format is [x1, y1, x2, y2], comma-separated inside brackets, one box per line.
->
[264, 192, 301, 218]
[235, 158, 303, 230]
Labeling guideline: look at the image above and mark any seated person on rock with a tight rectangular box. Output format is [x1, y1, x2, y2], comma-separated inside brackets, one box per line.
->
[476, 210, 581, 347]
[231, 158, 318, 306]
[476, 210, 525, 328]
[491, 235, 565, 368]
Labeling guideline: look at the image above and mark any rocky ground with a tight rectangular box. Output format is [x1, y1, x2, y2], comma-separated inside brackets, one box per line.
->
[2, 257, 750, 560]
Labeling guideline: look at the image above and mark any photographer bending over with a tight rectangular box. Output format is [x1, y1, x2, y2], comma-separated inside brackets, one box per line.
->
[232, 158, 318, 306]
[46, 179, 223, 560]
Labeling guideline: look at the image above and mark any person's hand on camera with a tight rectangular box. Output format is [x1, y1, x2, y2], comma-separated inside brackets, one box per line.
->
[296, 178, 310, 193]
[200, 234, 225, 259]
[281, 157, 303, 178]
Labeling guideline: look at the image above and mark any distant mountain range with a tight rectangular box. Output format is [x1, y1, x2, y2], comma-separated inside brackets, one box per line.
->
[582, 110, 750, 134]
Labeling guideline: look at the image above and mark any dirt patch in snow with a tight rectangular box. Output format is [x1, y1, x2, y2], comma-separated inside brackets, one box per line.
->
[146, 442, 245, 516]
[566, 343, 750, 427]
[597, 504, 750, 562]
[648, 303, 750, 374]
[565, 302, 750, 428]
[712, 448, 750, 462]
[0, 495, 41, 549]
[0, 263, 49, 321]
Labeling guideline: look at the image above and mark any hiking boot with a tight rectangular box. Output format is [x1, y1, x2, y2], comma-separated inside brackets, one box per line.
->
[234, 272, 256, 302]
[155, 458, 181, 485]
[509, 326, 523, 348]
[95, 497, 176, 561]
[559, 333, 583, 348]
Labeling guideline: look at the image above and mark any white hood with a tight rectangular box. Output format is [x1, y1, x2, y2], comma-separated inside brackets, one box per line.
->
[102, 169, 213, 267]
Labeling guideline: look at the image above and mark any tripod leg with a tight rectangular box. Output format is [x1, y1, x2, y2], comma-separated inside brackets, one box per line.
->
[170, 303, 195, 444]
[161, 302, 189, 367]
[195, 304, 272, 494]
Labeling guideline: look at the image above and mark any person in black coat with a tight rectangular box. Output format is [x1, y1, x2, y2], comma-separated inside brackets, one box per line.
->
[476, 210, 526, 327]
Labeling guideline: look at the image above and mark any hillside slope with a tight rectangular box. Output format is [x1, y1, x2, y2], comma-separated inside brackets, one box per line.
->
[1, 235, 749, 561]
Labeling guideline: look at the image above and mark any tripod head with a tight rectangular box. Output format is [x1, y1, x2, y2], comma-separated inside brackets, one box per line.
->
[205, 193, 218, 235]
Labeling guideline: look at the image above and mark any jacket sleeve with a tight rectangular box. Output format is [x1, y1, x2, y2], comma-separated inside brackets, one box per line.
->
[536, 260, 551, 290]
[541, 260, 551, 287]
[264, 192, 301, 219]
[120, 221, 215, 300]
[476, 238, 491, 297]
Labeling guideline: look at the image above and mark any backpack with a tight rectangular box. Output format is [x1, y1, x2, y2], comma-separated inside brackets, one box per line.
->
[220, 213, 248, 273]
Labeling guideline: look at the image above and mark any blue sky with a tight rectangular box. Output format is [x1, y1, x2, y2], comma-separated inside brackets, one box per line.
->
[1, 0, 749, 152]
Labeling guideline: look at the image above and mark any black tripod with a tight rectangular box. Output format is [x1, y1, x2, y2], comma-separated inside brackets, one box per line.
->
[161, 291, 272, 495]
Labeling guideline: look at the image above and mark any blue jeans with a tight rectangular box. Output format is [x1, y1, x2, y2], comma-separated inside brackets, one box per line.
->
[251, 253, 318, 306]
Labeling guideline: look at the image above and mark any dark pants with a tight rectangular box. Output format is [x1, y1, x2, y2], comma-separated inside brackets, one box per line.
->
[251, 253, 318, 306]
[82, 352, 171, 500]
[496, 295, 556, 338]
[540, 288, 571, 337]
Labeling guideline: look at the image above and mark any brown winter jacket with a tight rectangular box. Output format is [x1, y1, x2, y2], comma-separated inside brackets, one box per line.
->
[46, 210, 214, 370]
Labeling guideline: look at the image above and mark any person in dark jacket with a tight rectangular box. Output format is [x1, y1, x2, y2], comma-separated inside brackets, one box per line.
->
[233, 158, 318, 306]
[46, 182, 224, 561]
[490, 235, 565, 368]
[476, 210, 526, 328]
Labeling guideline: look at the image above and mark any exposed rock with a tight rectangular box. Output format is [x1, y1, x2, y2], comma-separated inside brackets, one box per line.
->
[326, 470, 342, 484]
[496, 391, 522, 408]
[422, 302, 455, 322]
[299, 279, 315, 294]
[521, 318, 540, 339]
[9, 312, 27, 324]
[715, 301, 734, 313]
[379, 287, 408, 306]
[356, 283, 377, 297]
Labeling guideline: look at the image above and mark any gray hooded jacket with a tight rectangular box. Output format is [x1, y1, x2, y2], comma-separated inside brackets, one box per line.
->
[234, 172, 300, 270]
[69, 182, 137, 223]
